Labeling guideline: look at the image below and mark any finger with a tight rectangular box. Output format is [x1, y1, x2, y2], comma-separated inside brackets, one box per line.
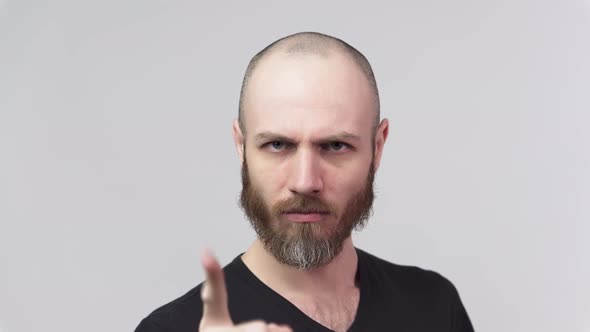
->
[235, 320, 267, 332]
[267, 323, 293, 332]
[199, 249, 232, 327]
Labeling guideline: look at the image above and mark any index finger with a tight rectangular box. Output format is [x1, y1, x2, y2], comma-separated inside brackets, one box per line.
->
[199, 249, 232, 327]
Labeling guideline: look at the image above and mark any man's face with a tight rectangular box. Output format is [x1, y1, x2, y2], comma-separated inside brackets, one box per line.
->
[236, 52, 382, 269]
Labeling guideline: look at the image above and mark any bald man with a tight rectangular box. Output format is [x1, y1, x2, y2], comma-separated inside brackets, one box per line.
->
[135, 32, 475, 332]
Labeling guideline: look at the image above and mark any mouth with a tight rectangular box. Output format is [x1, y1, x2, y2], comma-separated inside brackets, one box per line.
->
[282, 211, 330, 223]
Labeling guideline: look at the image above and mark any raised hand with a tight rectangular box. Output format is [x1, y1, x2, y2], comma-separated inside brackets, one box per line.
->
[198, 250, 292, 332]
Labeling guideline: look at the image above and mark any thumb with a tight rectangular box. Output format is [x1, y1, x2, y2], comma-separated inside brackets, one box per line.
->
[199, 249, 233, 328]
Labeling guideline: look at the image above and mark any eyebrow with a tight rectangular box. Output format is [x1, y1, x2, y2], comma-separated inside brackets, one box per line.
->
[254, 131, 361, 143]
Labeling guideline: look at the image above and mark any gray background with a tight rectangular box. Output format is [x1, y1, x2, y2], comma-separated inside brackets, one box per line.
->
[1, 1, 589, 331]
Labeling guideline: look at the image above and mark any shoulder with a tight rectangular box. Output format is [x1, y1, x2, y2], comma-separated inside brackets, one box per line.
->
[357, 248, 474, 330]
[357, 248, 459, 302]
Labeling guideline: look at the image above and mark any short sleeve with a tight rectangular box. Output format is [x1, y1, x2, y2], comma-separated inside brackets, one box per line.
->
[448, 280, 475, 332]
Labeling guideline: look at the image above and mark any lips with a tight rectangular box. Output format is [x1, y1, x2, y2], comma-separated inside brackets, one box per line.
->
[283, 211, 329, 222]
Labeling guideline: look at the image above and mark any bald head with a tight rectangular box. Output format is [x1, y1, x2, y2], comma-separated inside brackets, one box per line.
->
[238, 32, 380, 135]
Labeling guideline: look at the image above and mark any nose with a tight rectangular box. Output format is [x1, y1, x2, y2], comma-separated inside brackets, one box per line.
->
[287, 147, 324, 195]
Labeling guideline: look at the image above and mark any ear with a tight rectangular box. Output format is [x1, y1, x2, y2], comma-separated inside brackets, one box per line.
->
[232, 119, 245, 164]
[372, 119, 389, 172]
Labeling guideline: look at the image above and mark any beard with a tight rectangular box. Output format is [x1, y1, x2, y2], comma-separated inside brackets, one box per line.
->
[239, 158, 375, 270]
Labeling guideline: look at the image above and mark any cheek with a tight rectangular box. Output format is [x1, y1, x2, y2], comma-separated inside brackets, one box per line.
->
[326, 164, 370, 204]
[248, 159, 286, 202]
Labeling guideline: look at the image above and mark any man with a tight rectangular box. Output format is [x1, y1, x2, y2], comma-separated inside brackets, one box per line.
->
[135, 31, 474, 332]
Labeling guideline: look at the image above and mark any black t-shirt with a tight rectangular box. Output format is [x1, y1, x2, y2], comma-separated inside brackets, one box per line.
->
[135, 248, 474, 331]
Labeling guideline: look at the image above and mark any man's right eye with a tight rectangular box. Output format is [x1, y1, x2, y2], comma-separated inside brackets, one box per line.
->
[264, 141, 288, 151]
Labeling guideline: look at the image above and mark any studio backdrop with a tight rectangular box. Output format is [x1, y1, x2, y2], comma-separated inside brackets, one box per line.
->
[0, 1, 588, 332]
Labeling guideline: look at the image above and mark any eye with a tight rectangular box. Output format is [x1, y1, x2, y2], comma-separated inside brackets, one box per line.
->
[264, 141, 290, 151]
[330, 142, 345, 150]
[271, 141, 284, 149]
[322, 141, 350, 152]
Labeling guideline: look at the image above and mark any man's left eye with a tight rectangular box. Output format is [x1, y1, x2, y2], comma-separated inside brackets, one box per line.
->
[325, 142, 349, 151]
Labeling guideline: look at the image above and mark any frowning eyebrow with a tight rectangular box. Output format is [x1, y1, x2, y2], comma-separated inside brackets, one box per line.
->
[254, 132, 293, 143]
[254, 131, 361, 144]
[320, 132, 361, 143]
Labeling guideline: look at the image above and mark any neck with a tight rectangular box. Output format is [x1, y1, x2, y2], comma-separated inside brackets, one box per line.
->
[241, 237, 359, 296]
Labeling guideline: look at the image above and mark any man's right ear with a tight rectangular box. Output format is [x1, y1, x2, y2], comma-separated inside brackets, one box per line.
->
[232, 119, 245, 164]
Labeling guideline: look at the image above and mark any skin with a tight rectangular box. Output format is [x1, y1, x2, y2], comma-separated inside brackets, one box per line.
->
[199, 50, 389, 332]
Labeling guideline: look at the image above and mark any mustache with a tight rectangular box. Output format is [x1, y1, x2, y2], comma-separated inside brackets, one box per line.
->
[270, 195, 336, 216]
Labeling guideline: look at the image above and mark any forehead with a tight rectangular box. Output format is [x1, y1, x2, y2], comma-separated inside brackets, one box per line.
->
[243, 52, 375, 138]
